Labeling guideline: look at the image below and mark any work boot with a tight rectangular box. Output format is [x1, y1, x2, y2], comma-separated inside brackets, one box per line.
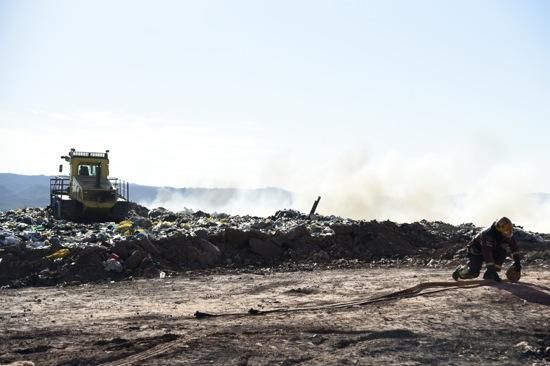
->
[453, 265, 477, 280]
[452, 266, 461, 281]
[483, 266, 501, 282]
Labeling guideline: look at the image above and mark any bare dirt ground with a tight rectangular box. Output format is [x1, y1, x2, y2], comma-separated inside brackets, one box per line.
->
[1, 266, 549, 366]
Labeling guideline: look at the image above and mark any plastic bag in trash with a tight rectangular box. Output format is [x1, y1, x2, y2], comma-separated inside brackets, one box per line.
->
[0, 235, 21, 247]
[116, 220, 134, 232]
[133, 231, 148, 240]
[46, 248, 70, 260]
[104, 258, 123, 272]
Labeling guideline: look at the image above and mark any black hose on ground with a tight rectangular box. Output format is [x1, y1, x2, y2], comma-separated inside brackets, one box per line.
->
[194, 279, 504, 319]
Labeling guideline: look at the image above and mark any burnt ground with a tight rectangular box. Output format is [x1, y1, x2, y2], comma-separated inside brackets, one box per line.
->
[1, 267, 549, 366]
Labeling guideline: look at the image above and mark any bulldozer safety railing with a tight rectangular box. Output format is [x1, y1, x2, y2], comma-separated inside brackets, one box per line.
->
[109, 178, 130, 202]
[50, 176, 130, 203]
[50, 176, 70, 202]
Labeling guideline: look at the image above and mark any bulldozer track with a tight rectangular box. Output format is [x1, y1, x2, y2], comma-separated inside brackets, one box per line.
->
[99, 337, 191, 366]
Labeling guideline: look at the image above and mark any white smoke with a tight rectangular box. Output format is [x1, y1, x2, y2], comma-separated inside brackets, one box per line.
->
[136, 149, 550, 233]
[139, 187, 293, 217]
[290, 150, 550, 233]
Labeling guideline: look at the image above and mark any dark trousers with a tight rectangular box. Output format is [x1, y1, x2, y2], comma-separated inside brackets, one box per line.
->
[466, 242, 507, 276]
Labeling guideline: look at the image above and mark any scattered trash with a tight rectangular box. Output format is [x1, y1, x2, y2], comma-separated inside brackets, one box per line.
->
[46, 249, 70, 260]
[0, 205, 548, 287]
[0, 235, 22, 247]
[104, 258, 123, 273]
[116, 220, 134, 233]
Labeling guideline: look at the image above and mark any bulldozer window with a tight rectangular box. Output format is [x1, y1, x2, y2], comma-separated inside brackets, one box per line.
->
[78, 164, 99, 177]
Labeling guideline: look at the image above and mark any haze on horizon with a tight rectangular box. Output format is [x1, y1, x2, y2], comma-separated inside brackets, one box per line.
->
[1, 0, 549, 231]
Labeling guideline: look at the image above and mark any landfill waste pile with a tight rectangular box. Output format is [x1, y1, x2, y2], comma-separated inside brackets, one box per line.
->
[1, 204, 549, 287]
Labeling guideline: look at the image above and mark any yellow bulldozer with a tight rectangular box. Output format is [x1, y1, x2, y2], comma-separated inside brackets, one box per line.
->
[49, 148, 129, 221]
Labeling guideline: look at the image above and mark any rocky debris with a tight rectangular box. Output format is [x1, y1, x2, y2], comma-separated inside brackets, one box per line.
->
[420, 220, 477, 241]
[1, 205, 549, 287]
[515, 340, 550, 362]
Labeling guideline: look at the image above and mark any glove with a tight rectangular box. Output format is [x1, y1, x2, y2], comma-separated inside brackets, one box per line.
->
[483, 266, 501, 282]
[513, 260, 522, 271]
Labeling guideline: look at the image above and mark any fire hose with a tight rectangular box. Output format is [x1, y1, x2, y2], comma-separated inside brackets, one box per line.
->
[194, 279, 508, 319]
[100, 279, 513, 366]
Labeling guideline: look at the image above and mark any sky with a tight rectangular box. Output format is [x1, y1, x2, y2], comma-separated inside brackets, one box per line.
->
[1, 0, 550, 229]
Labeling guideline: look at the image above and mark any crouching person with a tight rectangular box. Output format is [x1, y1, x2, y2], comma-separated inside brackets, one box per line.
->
[453, 217, 522, 282]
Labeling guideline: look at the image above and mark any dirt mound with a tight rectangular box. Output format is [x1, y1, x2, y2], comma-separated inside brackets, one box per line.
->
[1, 206, 549, 287]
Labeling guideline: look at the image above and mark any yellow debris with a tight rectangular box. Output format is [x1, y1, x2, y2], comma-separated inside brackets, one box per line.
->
[46, 248, 70, 259]
[116, 220, 134, 232]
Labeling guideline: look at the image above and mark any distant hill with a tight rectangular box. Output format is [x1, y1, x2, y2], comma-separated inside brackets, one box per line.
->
[0, 173, 51, 209]
[0, 173, 294, 215]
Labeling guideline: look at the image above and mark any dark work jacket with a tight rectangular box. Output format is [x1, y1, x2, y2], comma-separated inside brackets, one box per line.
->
[468, 223, 520, 266]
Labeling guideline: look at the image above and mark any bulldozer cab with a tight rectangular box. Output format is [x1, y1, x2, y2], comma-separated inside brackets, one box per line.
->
[66, 150, 110, 177]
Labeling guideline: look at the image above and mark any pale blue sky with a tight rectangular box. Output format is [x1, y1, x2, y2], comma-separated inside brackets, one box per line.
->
[1, 0, 550, 227]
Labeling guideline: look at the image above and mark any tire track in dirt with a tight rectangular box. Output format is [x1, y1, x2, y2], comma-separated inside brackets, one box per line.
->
[98, 336, 192, 366]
